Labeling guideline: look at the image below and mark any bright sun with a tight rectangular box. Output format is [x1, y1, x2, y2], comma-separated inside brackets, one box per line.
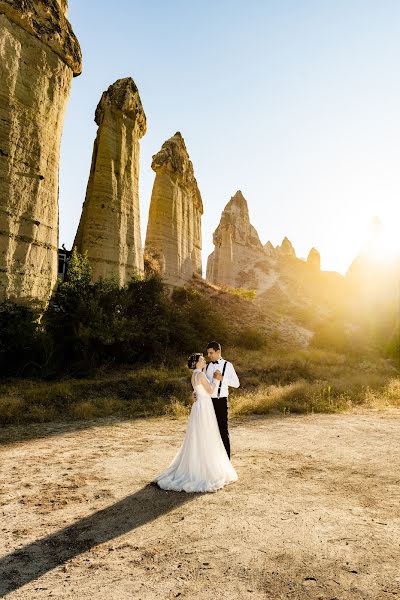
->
[364, 217, 400, 264]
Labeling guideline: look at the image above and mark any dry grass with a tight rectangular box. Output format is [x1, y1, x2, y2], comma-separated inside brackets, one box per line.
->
[164, 396, 191, 419]
[0, 349, 398, 426]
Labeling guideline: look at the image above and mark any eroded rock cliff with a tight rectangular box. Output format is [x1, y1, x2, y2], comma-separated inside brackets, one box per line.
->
[206, 190, 266, 288]
[0, 0, 81, 304]
[74, 77, 146, 284]
[145, 132, 203, 286]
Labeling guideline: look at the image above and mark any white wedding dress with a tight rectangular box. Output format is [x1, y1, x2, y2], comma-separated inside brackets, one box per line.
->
[154, 370, 238, 493]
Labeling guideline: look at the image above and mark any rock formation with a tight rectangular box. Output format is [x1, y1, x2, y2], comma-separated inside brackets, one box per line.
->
[74, 78, 146, 284]
[145, 132, 203, 286]
[277, 236, 296, 257]
[206, 190, 266, 288]
[264, 241, 275, 256]
[307, 247, 320, 270]
[0, 0, 81, 305]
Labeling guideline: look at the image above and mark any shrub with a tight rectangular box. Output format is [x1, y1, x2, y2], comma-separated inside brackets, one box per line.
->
[167, 287, 230, 357]
[45, 250, 171, 374]
[235, 328, 266, 350]
[0, 300, 46, 377]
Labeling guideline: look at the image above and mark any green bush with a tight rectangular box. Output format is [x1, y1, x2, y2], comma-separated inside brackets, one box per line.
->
[167, 287, 230, 357]
[0, 300, 48, 377]
[235, 328, 266, 350]
[45, 250, 171, 375]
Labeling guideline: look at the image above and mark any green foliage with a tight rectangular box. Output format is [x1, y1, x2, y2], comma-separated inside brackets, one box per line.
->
[234, 328, 266, 350]
[0, 301, 46, 376]
[1, 249, 235, 378]
[225, 287, 257, 300]
[45, 250, 170, 374]
[167, 287, 230, 357]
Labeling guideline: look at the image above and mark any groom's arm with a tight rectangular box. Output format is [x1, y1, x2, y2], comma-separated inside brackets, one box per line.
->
[224, 362, 240, 388]
[214, 362, 240, 388]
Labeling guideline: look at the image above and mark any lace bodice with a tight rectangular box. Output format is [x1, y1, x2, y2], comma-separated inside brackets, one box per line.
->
[192, 370, 213, 399]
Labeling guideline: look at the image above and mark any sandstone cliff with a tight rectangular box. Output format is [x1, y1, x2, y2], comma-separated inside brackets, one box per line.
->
[74, 78, 146, 284]
[0, 0, 81, 305]
[206, 190, 266, 288]
[145, 132, 203, 286]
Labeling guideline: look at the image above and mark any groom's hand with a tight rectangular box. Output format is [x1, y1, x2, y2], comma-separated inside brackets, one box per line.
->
[213, 370, 223, 381]
[192, 390, 197, 402]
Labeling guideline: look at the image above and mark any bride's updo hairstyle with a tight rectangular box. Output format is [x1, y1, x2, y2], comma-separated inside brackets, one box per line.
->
[187, 353, 203, 370]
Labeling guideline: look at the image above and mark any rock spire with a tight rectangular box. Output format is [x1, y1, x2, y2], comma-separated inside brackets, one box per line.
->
[307, 247, 321, 270]
[74, 77, 146, 284]
[145, 132, 203, 286]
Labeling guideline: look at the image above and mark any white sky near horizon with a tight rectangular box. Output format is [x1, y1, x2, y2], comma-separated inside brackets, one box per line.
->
[59, 0, 400, 275]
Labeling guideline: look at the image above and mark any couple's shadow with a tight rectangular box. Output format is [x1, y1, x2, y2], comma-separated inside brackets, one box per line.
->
[0, 483, 195, 597]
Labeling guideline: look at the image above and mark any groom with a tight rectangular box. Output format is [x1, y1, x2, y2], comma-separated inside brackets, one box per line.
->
[204, 341, 240, 459]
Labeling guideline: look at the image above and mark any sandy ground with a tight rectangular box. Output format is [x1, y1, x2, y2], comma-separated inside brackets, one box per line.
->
[0, 409, 399, 600]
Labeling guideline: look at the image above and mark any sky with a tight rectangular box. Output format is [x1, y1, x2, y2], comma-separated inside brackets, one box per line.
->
[59, 0, 400, 275]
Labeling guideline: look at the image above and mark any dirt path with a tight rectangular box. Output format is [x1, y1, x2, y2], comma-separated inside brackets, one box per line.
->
[1, 409, 399, 599]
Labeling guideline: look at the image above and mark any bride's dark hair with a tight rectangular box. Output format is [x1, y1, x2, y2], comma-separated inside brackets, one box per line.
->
[187, 353, 203, 370]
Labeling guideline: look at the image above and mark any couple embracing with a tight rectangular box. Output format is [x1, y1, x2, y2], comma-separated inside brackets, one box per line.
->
[154, 341, 240, 493]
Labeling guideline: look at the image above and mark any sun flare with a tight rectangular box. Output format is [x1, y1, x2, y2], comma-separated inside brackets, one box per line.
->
[364, 217, 400, 264]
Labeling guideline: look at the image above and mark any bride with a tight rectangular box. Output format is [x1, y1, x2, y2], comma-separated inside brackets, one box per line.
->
[154, 353, 238, 493]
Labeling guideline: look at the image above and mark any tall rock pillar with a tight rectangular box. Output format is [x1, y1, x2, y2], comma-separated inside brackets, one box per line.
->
[74, 78, 146, 284]
[0, 0, 82, 305]
[145, 132, 203, 286]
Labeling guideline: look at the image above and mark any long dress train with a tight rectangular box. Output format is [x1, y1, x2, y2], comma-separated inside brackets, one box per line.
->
[154, 371, 238, 493]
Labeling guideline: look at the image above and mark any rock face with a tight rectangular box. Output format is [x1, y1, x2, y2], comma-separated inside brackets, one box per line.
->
[264, 241, 275, 256]
[307, 247, 320, 270]
[74, 78, 146, 284]
[206, 191, 266, 288]
[145, 132, 203, 286]
[0, 0, 81, 304]
[277, 237, 296, 257]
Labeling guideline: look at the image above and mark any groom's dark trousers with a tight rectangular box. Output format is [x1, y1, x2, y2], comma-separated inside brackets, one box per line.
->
[211, 397, 230, 459]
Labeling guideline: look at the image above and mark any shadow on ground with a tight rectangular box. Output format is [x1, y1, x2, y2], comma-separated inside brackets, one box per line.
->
[0, 483, 196, 597]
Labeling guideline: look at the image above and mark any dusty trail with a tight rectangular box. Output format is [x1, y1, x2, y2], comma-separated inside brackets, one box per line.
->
[0, 409, 399, 599]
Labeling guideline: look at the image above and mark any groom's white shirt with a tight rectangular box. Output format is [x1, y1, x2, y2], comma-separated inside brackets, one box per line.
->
[204, 357, 240, 398]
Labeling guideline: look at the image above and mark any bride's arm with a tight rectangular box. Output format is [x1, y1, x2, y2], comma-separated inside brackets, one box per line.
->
[199, 372, 215, 395]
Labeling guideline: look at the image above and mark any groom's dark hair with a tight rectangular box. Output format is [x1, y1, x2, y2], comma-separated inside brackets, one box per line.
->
[207, 341, 221, 351]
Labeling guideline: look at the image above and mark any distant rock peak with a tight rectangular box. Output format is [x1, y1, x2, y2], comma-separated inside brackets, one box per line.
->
[307, 247, 321, 269]
[279, 237, 296, 257]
